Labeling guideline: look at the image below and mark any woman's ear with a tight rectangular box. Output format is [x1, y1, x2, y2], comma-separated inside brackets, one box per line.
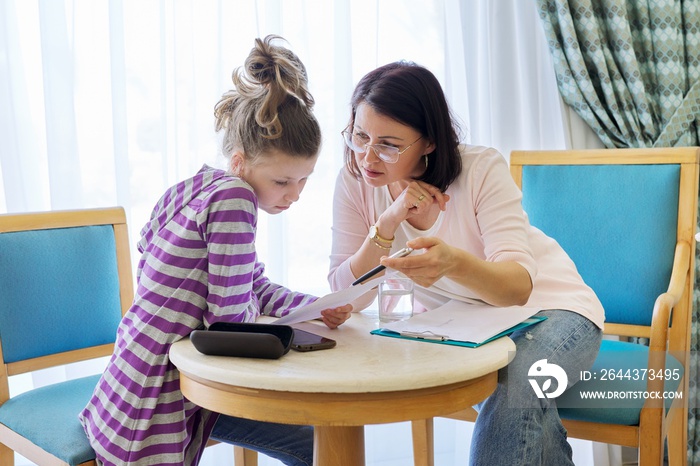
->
[422, 140, 436, 155]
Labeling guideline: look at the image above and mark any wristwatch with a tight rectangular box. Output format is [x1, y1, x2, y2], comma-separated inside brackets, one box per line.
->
[369, 224, 394, 248]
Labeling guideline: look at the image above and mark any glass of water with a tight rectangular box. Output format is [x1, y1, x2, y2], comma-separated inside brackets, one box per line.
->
[378, 277, 414, 323]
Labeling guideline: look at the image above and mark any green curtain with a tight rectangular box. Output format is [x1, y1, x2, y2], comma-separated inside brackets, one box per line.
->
[535, 0, 700, 462]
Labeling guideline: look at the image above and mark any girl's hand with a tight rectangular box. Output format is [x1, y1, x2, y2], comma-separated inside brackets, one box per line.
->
[320, 304, 353, 329]
[380, 237, 458, 287]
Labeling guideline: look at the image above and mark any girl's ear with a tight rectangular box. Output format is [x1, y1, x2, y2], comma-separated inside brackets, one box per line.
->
[230, 151, 245, 177]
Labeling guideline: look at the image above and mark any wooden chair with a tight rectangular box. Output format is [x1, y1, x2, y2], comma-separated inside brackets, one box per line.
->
[204, 441, 256, 466]
[411, 147, 700, 466]
[233, 446, 258, 465]
[0, 208, 133, 466]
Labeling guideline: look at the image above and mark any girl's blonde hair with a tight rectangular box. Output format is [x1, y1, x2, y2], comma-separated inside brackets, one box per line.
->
[214, 35, 321, 163]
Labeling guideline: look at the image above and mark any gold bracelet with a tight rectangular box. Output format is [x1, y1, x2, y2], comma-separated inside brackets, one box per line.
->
[369, 224, 394, 247]
[374, 230, 394, 244]
[371, 237, 392, 250]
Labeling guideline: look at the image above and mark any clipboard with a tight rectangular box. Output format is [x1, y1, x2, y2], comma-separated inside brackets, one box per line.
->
[370, 315, 547, 347]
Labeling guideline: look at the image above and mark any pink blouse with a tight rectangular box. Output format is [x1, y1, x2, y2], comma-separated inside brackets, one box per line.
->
[329, 145, 604, 329]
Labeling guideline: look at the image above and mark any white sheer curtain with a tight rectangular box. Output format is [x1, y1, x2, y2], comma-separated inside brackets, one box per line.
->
[1, 0, 609, 465]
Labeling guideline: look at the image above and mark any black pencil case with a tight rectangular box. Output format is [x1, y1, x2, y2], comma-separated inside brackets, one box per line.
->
[190, 322, 294, 359]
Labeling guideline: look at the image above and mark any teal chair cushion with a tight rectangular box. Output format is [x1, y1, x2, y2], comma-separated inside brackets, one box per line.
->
[522, 164, 679, 326]
[0, 225, 122, 363]
[0, 374, 99, 465]
[557, 340, 683, 425]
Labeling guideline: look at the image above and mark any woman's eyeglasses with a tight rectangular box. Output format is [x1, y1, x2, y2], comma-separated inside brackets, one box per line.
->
[341, 129, 422, 164]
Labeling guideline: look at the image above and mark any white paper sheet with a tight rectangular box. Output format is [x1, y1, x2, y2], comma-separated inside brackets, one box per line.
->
[381, 300, 540, 343]
[275, 275, 385, 325]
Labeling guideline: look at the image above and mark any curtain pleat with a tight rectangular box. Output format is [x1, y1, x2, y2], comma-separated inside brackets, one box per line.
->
[38, 0, 84, 207]
[108, 0, 132, 210]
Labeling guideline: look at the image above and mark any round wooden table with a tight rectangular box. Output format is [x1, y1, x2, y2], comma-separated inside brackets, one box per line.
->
[170, 313, 515, 466]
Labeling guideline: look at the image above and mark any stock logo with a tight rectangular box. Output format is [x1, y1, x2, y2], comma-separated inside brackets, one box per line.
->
[528, 359, 568, 399]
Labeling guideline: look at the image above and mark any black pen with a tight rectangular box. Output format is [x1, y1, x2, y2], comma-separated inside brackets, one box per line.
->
[351, 247, 414, 286]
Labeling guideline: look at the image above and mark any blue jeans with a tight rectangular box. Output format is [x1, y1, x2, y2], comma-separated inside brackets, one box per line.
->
[470, 310, 602, 466]
[210, 416, 313, 466]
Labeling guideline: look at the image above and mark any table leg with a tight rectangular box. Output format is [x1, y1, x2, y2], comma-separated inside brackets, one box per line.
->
[411, 418, 434, 466]
[313, 425, 365, 466]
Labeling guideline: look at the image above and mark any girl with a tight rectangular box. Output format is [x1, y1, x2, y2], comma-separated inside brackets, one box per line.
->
[80, 35, 351, 466]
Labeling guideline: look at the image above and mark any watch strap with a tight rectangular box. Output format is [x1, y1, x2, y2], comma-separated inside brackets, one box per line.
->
[370, 225, 394, 244]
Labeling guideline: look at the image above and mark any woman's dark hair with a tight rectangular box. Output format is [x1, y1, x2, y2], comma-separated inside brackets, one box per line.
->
[344, 61, 462, 192]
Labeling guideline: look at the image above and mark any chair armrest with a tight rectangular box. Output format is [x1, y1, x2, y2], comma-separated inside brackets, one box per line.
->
[648, 241, 690, 353]
[642, 241, 691, 407]
[664, 241, 691, 303]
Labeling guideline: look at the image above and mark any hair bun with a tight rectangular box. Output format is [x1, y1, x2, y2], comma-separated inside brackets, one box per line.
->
[227, 35, 314, 138]
[247, 55, 276, 86]
[214, 35, 321, 161]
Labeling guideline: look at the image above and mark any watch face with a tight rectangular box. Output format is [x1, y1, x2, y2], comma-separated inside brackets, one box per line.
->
[369, 225, 378, 239]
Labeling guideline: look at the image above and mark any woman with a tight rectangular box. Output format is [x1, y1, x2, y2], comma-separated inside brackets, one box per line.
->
[329, 61, 604, 465]
[79, 35, 351, 466]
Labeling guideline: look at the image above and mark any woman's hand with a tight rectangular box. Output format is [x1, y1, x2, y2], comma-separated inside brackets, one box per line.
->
[320, 304, 353, 329]
[380, 237, 456, 287]
[381, 237, 534, 306]
[383, 181, 449, 226]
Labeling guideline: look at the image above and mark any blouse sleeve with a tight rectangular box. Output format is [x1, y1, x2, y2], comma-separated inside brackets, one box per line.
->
[470, 149, 538, 280]
[328, 170, 369, 291]
[327, 169, 378, 310]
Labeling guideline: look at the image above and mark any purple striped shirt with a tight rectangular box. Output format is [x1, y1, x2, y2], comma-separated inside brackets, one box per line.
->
[79, 165, 316, 465]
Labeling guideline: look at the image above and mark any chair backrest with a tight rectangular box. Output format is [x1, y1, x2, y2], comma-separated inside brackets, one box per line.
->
[510, 148, 699, 344]
[0, 208, 133, 392]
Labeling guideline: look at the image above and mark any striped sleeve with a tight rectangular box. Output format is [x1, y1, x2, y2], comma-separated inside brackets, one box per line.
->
[251, 261, 317, 317]
[196, 181, 261, 327]
[197, 179, 317, 320]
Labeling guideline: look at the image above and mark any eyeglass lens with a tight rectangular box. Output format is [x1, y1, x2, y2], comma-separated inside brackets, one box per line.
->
[343, 131, 399, 162]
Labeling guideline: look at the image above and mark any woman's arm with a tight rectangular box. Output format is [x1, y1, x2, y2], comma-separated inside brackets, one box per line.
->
[328, 170, 447, 299]
[382, 150, 536, 307]
[382, 236, 533, 307]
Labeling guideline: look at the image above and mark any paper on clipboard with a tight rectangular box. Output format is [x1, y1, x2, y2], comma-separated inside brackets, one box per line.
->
[381, 300, 541, 344]
[275, 275, 385, 325]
